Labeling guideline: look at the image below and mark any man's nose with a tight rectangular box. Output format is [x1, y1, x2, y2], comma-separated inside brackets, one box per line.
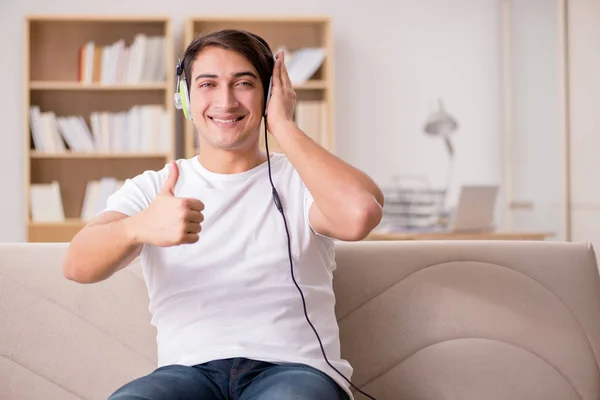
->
[214, 87, 239, 110]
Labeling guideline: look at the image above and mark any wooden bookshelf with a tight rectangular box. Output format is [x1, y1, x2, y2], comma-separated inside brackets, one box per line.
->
[182, 16, 335, 158]
[24, 15, 175, 242]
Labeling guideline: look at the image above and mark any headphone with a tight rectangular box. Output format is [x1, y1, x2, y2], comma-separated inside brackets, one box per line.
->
[173, 39, 376, 400]
[174, 60, 192, 120]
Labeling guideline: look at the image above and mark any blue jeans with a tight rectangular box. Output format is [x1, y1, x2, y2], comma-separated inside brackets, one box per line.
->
[108, 357, 350, 400]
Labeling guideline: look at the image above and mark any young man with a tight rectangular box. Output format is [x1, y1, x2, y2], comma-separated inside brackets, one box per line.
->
[63, 29, 384, 400]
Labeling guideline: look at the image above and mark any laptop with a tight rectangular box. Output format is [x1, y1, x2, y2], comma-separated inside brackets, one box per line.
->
[375, 184, 499, 234]
[447, 185, 499, 232]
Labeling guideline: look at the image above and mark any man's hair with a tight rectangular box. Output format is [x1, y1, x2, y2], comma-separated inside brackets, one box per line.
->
[181, 29, 275, 105]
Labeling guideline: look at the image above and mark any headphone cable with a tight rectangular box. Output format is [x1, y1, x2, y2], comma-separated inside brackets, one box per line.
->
[264, 123, 377, 400]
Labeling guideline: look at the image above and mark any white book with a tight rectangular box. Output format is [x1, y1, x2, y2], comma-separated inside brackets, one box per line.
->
[30, 181, 65, 222]
[160, 109, 170, 152]
[56, 117, 78, 151]
[47, 113, 66, 152]
[100, 45, 110, 84]
[29, 106, 45, 151]
[75, 116, 96, 151]
[40, 112, 64, 153]
[139, 106, 156, 152]
[90, 112, 101, 149]
[286, 47, 326, 84]
[94, 177, 119, 216]
[127, 106, 140, 152]
[155, 37, 166, 82]
[83, 42, 95, 84]
[109, 39, 125, 84]
[126, 34, 147, 83]
[141, 37, 157, 82]
[117, 47, 130, 84]
[80, 180, 100, 220]
[100, 113, 111, 152]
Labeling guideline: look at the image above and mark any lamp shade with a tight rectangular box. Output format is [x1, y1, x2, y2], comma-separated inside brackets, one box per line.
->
[424, 99, 458, 137]
[423, 99, 458, 157]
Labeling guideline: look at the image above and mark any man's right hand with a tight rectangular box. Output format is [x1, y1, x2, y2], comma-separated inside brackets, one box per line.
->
[130, 161, 204, 247]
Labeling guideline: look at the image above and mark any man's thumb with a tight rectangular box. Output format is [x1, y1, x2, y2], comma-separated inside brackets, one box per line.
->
[160, 161, 179, 195]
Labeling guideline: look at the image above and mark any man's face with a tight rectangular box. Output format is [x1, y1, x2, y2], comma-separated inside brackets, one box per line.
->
[189, 46, 264, 151]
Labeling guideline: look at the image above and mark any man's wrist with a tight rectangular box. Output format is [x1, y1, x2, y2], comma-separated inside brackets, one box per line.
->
[120, 213, 144, 247]
[268, 119, 297, 139]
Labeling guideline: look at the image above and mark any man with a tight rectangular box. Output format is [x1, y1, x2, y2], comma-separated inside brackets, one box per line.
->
[63, 29, 384, 400]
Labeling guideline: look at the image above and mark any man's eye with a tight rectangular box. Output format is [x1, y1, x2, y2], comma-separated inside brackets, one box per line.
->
[199, 82, 215, 88]
[237, 81, 253, 87]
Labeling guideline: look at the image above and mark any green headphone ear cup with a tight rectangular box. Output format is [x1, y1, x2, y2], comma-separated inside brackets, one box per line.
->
[180, 80, 191, 120]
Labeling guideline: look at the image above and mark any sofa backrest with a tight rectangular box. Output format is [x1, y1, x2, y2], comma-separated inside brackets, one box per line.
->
[0, 243, 156, 400]
[333, 240, 600, 400]
[2, 241, 600, 400]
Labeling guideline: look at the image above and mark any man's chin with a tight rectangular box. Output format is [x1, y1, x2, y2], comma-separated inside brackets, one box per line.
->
[204, 132, 254, 151]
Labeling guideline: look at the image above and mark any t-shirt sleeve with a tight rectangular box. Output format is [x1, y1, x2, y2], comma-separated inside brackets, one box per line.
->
[100, 167, 166, 218]
[303, 184, 335, 240]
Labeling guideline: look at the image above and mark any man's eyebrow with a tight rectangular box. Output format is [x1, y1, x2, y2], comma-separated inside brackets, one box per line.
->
[233, 71, 259, 79]
[194, 73, 218, 81]
[194, 71, 259, 81]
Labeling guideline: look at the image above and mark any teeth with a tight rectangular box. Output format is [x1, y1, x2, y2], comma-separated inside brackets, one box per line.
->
[213, 117, 241, 123]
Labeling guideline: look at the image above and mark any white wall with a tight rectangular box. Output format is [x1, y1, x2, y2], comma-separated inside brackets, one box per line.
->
[0, 0, 504, 242]
[505, 0, 568, 241]
[568, 0, 600, 247]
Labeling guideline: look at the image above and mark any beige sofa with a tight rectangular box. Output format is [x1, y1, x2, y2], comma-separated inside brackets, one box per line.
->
[2, 240, 600, 400]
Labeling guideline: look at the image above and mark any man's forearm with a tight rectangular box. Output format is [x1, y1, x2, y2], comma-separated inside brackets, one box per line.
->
[271, 121, 384, 231]
[63, 214, 142, 284]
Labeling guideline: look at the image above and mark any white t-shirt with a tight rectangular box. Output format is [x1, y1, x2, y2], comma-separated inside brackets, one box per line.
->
[102, 153, 354, 398]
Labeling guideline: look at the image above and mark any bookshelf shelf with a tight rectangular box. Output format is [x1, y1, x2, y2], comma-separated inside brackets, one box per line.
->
[28, 219, 87, 243]
[293, 80, 327, 90]
[29, 82, 168, 91]
[30, 151, 170, 159]
[30, 219, 85, 228]
[189, 15, 331, 23]
[182, 16, 335, 158]
[25, 15, 174, 242]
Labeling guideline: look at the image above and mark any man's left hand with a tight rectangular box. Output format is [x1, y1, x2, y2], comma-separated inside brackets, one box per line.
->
[266, 51, 297, 136]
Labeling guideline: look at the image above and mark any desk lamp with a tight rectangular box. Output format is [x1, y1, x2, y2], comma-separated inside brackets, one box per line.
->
[423, 99, 459, 212]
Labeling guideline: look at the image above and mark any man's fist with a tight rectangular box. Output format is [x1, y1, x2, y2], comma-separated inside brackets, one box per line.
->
[132, 161, 204, 247]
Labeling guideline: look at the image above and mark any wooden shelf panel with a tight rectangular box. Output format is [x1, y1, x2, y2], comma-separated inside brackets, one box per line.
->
[31, 151, 169, 159]
[28, 219, 86, 242]
[27, 220, 83, 243]
[293, 80, 327, 90]
[30, 81, 168, 91]
[27, 15, 170, 22]
[188, 15, 329, 23]
[29, 18, 167, 81]
[30, 157, 167, 219]
[30, 90, 166, 116]
[192, 19, 327, 50]
[29, 219, 85, 228]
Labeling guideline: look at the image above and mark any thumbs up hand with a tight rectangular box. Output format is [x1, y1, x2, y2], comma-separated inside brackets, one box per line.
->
[131, 161, 204, 247]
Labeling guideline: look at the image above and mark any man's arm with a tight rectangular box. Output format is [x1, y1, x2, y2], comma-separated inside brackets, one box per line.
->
[63, 161, 203, 284]
[266, 52, 383, 241]
[62, 211, 142, 284]
[272, 122, 384, 241]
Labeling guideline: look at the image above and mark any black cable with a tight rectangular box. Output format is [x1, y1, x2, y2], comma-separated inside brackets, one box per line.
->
[264, 123, 377, 400]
